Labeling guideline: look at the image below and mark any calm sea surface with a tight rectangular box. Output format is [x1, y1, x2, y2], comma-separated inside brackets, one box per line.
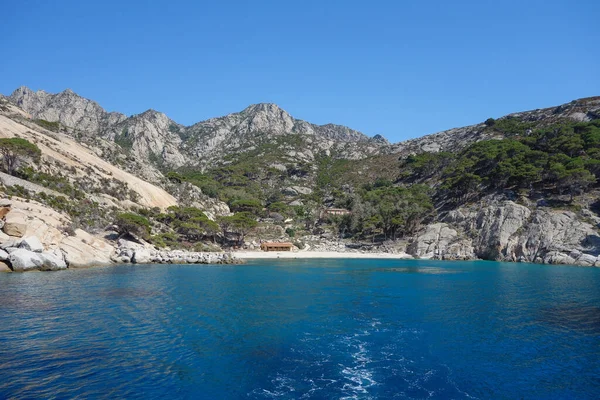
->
[1, 259, 599, 399]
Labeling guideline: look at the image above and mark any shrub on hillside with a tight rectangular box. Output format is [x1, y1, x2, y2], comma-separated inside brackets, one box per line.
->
[114, 212, 151, 239]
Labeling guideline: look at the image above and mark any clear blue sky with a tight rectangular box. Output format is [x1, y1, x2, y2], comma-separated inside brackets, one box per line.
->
[2, 0, 598, 142]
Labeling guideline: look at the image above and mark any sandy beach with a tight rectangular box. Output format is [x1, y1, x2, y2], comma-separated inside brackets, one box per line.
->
[233, 251, 414, 259]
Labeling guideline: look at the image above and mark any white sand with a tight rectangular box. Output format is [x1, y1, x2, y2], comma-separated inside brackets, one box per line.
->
[233, 251, 414, 259]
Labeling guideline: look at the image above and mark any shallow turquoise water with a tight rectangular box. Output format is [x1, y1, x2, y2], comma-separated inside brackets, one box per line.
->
[1, 259, 599, 399]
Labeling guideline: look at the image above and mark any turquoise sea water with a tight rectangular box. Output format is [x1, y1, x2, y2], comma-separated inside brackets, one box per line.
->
[1, 259, 599, 399]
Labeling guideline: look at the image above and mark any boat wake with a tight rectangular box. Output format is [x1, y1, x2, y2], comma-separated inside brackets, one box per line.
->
[249, 317, 475, 399]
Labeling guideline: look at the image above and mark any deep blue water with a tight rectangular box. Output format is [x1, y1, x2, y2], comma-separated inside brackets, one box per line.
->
[1, 259, 600, 399]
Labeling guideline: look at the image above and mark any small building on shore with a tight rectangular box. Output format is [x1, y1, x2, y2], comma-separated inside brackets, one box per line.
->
[321, 208, 352, 218]
[260, 242, 293, 252]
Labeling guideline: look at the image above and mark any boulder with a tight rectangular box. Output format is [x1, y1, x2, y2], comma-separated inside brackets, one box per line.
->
[0, 206, 11, 219]
[59, 229, 115, 267]
[543, 251, 576, 265]
[3, 210, 28, 237]
[39, 251, 67, 270]
[0, 249, 8, 261]
[132, 249, 151, 264]
[269, 163, 287, 172]
[0, 260, 11, 272]
[118, 238, 146, 250]
[292, 186, 313, 195]
[22, 219, 63, 248]
[0, 239, 22, 250]
[576, 253, 597, 267]
[19, 236, 44, 252]
[282, 187, 298, 196]
[0, 230, 10, 243]
[8, 248, 44, 271]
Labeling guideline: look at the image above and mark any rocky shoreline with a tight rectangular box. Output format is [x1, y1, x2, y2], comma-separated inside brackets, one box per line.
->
[112, 239, 240, 265]
[0, 195, 599, 272]
[0, 198, 241, 272]
[0, 235, 241, 272]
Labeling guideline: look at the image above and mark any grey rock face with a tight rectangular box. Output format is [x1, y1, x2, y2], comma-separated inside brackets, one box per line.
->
[9, 87, 126, 134]
[473, 202, 531, 260]
[0, 239, 22, 250]
[437, 198, 600, 267]
[105, 109, 187, 167]
[39, 251, 68, 270]
[408, 223, 474, 260]
[8, 88, 386, 172]
[19, 236, 44, 252]
[168, 182, 231, 217]
[132, 249, 151, 264]
[8, 248, 67, 271]
[181, 102, 385, 167]
[9, 248, 43, 271]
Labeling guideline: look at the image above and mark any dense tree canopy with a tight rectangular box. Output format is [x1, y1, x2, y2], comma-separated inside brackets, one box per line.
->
[401, 119, 600, 203]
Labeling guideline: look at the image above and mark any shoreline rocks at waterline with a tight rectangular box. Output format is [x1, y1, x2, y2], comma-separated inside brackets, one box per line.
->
[112, 247, 240, 265]
[2, 238, 68, 271]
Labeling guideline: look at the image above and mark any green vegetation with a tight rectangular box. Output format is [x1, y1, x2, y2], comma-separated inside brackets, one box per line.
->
[402, 119, 600, 203]
[114, 212, 151, 239]
[485, 116, 535, 136]
[114, 128, 134, 150]
[230, 199, 262, 213]
[315, 154, 350, 191]
[342, 184, 434, 241]
[166, 170, 221, 198]
[401, 152, 455, 182]
[0, 138, 41, 175]
[34, 119, 60, 132]
[17, 167, 85, 199]
[217, 212, 258, 246]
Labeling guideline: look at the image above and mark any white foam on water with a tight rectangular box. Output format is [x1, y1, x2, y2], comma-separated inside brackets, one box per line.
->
[337, 322, 380, 399]
[248, 317, 478, 399]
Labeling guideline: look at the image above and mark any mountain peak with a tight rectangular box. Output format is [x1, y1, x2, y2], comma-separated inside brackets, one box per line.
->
[11, 86, 34, 96]
[242, 103, 286, 115]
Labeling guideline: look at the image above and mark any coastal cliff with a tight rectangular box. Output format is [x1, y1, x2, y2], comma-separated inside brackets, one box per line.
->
[408, 196, 600, 266]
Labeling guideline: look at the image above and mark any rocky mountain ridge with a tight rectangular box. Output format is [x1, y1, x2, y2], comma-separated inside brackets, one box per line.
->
[8, 87, 386, 171]
[10, 87, 600, 171]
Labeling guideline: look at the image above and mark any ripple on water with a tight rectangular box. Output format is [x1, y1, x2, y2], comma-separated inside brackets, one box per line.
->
[536, 303, 600, 334]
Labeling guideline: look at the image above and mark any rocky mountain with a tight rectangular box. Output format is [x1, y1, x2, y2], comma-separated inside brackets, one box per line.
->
[8, 88, 388, 172]
[2, 87, 600, 269]
[11, 86, 600, 175]
[9, 86, 127, 135]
